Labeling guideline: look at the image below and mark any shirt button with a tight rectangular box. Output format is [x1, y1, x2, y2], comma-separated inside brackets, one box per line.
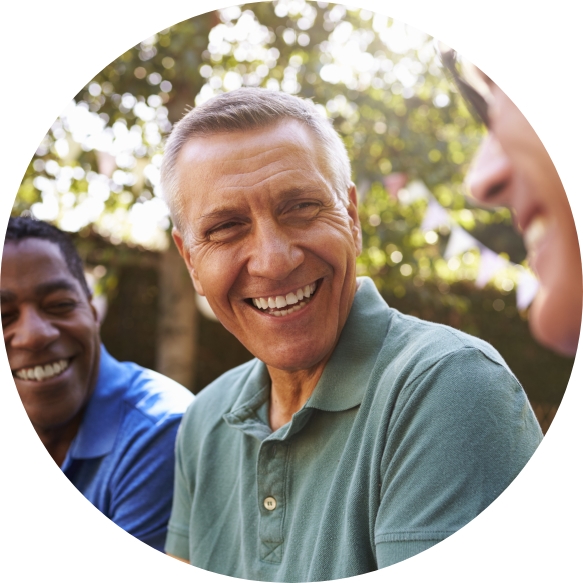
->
[264, 496, 277, 511]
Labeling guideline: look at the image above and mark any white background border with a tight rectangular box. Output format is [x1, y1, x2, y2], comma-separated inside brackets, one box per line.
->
[1, 1, 580, 580]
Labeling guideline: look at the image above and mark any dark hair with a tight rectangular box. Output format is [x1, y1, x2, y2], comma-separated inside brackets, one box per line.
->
[4, 216, 92, 298]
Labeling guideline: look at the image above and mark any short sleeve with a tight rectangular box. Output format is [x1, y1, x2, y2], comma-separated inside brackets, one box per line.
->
[375, 347, 543, 568]
[164, 416, 193, 560]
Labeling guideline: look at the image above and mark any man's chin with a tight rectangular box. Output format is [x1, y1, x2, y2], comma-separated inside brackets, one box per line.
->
[530, 291, 581, 357]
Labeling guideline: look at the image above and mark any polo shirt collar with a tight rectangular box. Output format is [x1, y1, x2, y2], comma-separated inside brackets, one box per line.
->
[224, 277, 391, 431]
[67, 345, 127, 460]
[305, 276, 391, 412]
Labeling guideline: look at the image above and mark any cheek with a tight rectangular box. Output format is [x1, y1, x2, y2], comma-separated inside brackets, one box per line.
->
[192, 247, 242, 302]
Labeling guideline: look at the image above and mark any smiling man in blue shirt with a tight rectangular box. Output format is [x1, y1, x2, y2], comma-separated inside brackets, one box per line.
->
[1, 217, 194, 551]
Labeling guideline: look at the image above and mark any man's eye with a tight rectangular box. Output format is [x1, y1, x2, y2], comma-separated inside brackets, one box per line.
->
[45, 301, 77, 314]
[208, 221, 244, 241]
[1, 311, 17, 325]
[288, 202, 320, 217]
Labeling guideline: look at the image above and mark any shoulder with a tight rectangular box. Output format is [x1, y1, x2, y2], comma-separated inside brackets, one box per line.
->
[102, 353, 195, 426]
[367, 308, 535, 423]
[381, 308, 515, 382]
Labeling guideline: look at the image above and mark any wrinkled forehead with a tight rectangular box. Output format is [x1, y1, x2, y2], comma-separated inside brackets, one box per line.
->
[176, 119, 322, 172]
[174, 121, 332, 213]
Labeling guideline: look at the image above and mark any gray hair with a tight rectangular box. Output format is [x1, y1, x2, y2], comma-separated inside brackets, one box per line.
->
[160, 88, 352, 233]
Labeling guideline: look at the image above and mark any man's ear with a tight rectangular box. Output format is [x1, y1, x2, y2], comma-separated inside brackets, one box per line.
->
[172, 227, 205, 296]
[89, 298, 99, 324]
[346, 184, 362, 256]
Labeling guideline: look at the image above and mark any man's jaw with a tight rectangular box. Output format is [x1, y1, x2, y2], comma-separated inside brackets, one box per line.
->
[247, 280, 319, 317]
[13, 358, 72, 382]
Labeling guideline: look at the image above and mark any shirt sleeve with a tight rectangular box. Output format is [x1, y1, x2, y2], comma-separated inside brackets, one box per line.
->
[106, 413, 184, 552]
[164, 415, 193, 560]
[374, 347, 543, 568]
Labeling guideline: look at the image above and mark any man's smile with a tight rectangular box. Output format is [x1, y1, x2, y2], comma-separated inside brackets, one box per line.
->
[13, 357, 72, 382]
[247, 280, 319, 317]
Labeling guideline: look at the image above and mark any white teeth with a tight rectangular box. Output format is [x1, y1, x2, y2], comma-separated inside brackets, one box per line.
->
[250, 282, 319, 316]
[15, 359, 69, 382]
[524, 216, 548, 253]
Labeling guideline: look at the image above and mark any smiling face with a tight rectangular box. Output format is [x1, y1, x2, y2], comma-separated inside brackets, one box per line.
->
[467, 83, 582, 356]
[1, 238, 101, 433]
[172, 119, 362, 373]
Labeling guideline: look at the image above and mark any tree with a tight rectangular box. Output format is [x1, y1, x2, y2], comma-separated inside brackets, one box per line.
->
[13, 1, 572, 420]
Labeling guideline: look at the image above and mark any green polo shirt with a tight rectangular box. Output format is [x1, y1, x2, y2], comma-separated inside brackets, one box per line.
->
[166, 277, 542, 581]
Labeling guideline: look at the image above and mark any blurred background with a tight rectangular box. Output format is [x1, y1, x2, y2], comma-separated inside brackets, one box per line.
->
[11, 1, 573, 432]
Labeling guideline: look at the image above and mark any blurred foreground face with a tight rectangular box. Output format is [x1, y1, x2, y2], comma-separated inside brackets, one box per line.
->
[467, 82, 582, 356]
[172, 119, 362, 372]
[1, 239, 101, 432]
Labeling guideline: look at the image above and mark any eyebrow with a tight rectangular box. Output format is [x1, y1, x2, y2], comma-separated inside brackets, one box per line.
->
[35, 279, 81, 297]
[0, 279, 80, 303]
[198, 187, 324, 222]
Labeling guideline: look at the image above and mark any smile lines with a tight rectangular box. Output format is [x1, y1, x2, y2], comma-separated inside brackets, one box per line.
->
[14, 359, 71, 382]
[251, 282, 317, 317]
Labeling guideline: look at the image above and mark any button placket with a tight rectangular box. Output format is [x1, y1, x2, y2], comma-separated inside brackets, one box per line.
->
[257, 439, 288, 563]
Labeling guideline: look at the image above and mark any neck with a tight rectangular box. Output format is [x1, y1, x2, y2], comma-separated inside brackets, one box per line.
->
[267, 355, 332, 431]
[35, 413, 84, 467]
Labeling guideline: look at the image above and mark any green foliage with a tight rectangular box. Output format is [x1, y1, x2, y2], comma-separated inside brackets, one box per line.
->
[12, 0, 572, 405]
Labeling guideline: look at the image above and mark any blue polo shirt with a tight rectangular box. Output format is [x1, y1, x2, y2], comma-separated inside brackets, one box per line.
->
[61, 345, 194, 551]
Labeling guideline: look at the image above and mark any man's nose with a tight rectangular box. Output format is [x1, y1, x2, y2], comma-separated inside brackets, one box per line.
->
[246, 220, 304, 281]
[10, 307, 60, 351]
[466, 133, 513, 206]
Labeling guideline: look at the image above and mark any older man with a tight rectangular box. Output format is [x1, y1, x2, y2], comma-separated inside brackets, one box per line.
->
[1, 217, 194, 551]
[161, 88, 542, 580]
[442, 49, 582, 356]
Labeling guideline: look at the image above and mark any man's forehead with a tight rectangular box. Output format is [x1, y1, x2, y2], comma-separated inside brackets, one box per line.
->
[174, 120, 330, 216]
[176, 119, 318, 168]
[1, 238, 76, 288]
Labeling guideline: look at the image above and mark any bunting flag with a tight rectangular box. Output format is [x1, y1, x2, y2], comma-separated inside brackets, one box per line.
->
[443, 225, 479, 259]
[516, 269, 540, 311]
[475, 247, 510, 289]
[383, 172, 408, 200]
[420, 196, 451, 232]
[399, 179, 431, 204]
[379, 178, 541, 311]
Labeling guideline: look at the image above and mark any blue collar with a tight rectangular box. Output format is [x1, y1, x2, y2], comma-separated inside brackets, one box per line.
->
[65, 345, 128, 462]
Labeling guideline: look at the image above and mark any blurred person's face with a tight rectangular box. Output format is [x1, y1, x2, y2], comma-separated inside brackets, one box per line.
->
[172, 119, 362, 373]
[1, 239, 101, 433]
[467, 81, 582, 356]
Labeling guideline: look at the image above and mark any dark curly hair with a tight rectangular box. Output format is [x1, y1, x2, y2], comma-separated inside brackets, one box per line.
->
[4, 216, 91, 298]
